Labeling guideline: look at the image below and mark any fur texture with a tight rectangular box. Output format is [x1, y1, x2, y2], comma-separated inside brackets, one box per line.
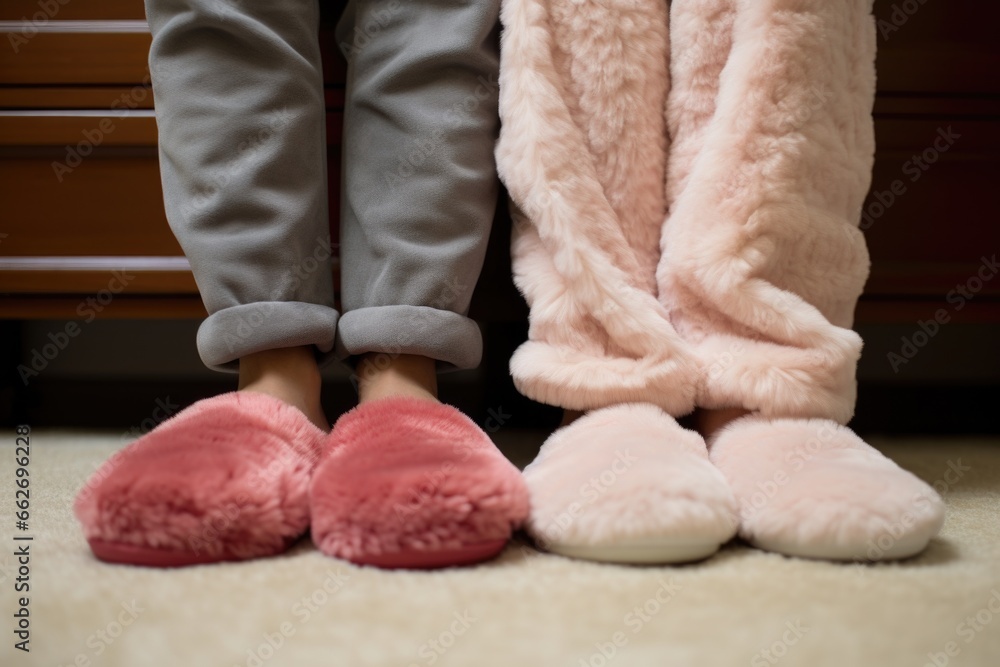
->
[497, 0, 877, 423]
[659, 0, 875, 422]
[496, 0, 700, 415]
[74, 392, 326, 564]
[523, 404, 738, 560]
[310, 397, 529, 567]
[709, 416, 945, 560]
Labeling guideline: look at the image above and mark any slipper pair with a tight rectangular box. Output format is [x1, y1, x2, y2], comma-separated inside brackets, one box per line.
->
[523, 404, 945, 563]
[74, 392, 529, 569]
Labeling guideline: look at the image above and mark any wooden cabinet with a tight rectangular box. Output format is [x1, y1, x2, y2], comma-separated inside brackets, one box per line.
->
[859, 0, 1000, 324]
[0, 1, 345, 318]
[1, 0, 997, 322]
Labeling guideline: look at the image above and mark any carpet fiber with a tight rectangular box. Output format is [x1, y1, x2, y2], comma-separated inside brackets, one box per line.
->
[2, 431, 998, 667]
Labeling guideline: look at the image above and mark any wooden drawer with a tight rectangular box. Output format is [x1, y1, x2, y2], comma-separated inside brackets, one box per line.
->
[0, 27, 151, 85]
[0, 3, 345, 317]
[0, 0, 145, 20]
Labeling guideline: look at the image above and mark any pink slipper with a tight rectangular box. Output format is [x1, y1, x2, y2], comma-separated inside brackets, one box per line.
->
[709, 416, 945, 560]
[309, 397, 529, 569]
[523, 404, 739, 563]
[74, 392, 326, 567]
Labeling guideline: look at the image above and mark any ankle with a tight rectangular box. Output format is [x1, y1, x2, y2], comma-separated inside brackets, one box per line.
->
[560, 409, 584, 427]
[239, 346, 320, 388]
[696, 407, 752, 441]
[238, 346, 326, 429]
[356, 353, 438, 404]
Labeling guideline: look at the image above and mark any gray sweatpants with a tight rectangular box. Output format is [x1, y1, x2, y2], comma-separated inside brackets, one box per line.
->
[144, 0, 501, 373]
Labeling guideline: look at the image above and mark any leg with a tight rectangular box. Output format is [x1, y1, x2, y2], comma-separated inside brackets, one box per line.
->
[334, 0, 501, 376]
[662, 0, 944, 560]
[153, 0, 339, 379]
[239, 346, 326, 430]
[494, 0, 737, 564]
[660, 0, 872, 423]
[309, 0, 528, 569]
[497, 0, 699, 415]
[74, 0, 333, 566]
[337, 0, 499, 407]
[355, 352, 437, 403]
[148, 0, 337, 428]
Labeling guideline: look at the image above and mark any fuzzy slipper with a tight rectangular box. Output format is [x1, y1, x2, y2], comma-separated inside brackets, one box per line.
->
[709, 416, 946, 560]
[309, 397, 529, 569]
[74, 391, 326, 567]
[523, 404, 739, 564]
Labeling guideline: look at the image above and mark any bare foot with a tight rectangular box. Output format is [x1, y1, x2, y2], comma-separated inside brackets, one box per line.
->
[355, 353, 437, 404]
[238, 346, 328, 431]
[694, 407, 752, 442]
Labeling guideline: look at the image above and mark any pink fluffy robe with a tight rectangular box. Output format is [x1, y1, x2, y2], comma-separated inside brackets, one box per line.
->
[309, 397, 529, 569]
[74, 392, 326, 567]
[497, 0, 945, 561]
[497, 0, 875, 420]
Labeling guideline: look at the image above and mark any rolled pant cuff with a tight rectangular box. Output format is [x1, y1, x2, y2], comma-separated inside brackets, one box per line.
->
[335, 305, 483, 371]
[197, 302, 340, 373]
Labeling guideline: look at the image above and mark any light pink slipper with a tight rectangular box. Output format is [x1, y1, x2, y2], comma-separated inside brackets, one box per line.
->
[709, 416, 945, 560]
[309, 397, 529, 569]
[523, 404, 739, 564]
[74, 391, 326, 567]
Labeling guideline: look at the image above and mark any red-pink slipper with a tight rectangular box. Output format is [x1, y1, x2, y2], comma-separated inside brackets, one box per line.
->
[74, 392, 326, 567]
[309, 397, 529, 569]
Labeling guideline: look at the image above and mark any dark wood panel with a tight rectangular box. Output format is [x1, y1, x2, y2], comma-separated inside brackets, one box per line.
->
[856, 299, 1000, 325]
[0, 111, 157, 145]
[0, 1, 146, 21]
[873, 0, 1000, 95]
[864, 117, 1000, 269]
[0, 153, 176, 257]
[0, 267, 197, 294]
[873, 95, 1000, 118]
[0, 1, 353, 29]
[0, 87, 342, 111]
[0, 87, 155, 109]
[0, 254, 341, 298]
[866, 263, 1000, 298]
[0, 296, 207, 319]
[1, 22, 347, 87]
[0, 111, 343, 145]
[0, 29, 152, 85]
[873, 116, 1000, 154]
[0, 86, 344, 111]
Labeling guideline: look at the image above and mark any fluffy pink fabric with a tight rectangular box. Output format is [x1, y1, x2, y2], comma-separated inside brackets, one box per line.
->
[523, 404, 738, 556]
[309, 397, 529, 567]
[74, 392, 326, 564]
[659, 0, 875, 422]
[496, 0, 700, 416]
[497, 0, 876, 423]
[709, 416, 945, 560]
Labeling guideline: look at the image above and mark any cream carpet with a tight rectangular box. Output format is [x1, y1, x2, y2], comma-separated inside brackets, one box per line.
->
[1, 431, 998, 667]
